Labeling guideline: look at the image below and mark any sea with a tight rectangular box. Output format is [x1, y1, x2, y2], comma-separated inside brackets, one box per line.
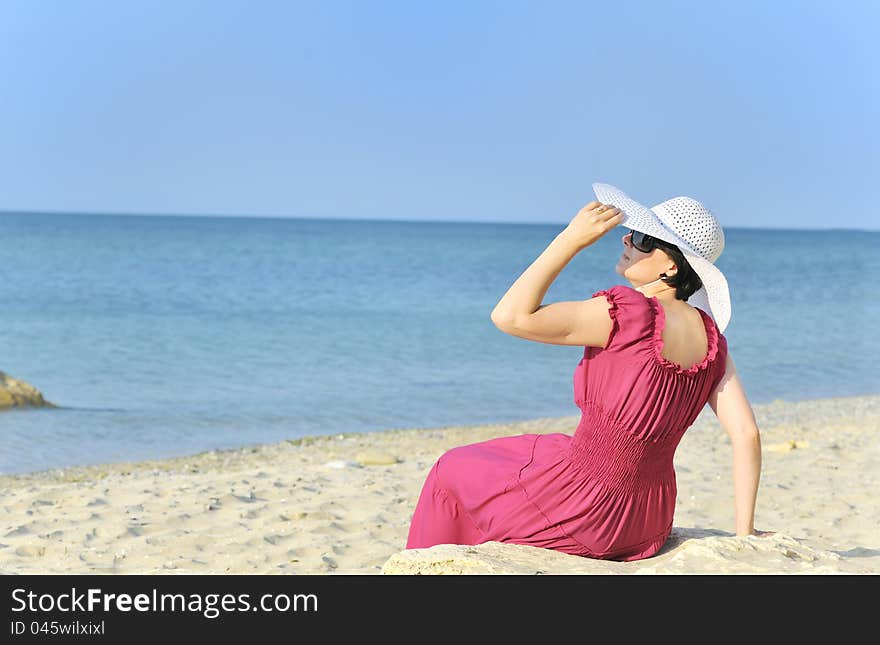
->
[1, 212, 877, 474]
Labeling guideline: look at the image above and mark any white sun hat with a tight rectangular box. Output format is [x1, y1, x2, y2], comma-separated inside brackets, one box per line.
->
[592, 182, 731, 334]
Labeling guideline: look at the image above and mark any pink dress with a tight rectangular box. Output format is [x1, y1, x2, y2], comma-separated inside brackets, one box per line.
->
[406, 284, 729, 561]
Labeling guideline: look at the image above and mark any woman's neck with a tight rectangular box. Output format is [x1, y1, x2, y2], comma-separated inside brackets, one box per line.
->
[634, 277, 678, 304]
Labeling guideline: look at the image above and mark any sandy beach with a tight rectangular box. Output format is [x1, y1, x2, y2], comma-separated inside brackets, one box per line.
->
[1, 394, 878, 575]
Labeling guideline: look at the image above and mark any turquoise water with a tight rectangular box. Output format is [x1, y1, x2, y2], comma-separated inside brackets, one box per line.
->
[1, 212, 877, 474]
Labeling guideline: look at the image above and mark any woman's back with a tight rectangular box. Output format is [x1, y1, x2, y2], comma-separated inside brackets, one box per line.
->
[651, 299, 711, 372]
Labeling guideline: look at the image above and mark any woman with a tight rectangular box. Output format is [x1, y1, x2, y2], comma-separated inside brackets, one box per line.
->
[405, 182, 766, 561]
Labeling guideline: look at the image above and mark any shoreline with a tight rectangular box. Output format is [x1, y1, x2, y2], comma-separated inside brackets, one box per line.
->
[3, 392, 876, 482]
[1, 392, 878, 574]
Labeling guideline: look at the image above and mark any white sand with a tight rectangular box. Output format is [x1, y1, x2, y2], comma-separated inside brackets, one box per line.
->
[1, 394, 878, 574]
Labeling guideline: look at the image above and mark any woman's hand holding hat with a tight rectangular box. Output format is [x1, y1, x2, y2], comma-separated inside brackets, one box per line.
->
[561, 201, 624, 250]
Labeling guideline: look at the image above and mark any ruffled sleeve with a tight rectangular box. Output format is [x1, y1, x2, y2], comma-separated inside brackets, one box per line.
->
[590, 284, 654, 352]
[710, 331, 730, 391]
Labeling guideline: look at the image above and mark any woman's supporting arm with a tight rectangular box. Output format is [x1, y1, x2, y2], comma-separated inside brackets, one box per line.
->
[707, 352, 763, 536]
[730, 426, 762, 536]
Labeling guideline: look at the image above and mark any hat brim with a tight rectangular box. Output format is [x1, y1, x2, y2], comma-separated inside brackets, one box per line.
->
[592, 182, 731, 333]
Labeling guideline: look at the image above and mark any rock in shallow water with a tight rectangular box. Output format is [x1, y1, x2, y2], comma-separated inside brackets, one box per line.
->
[381, 528, 867, 575]
[0, 371, 56, 409]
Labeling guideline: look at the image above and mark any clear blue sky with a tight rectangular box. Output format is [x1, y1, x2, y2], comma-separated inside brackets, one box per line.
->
[1, 1, 877, 229]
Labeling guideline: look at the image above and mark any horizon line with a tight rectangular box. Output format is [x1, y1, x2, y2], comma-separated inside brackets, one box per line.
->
[0, 208, 876, 233]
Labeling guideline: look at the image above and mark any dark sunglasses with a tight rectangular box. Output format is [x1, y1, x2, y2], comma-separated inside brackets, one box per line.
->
[628, 229, 659, 254]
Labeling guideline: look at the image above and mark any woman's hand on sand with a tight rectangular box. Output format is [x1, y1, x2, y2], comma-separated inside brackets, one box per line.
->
[562, 201, 624, 250]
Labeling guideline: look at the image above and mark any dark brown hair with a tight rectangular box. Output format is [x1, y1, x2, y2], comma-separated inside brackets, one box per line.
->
[653, 240, 703, 301]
